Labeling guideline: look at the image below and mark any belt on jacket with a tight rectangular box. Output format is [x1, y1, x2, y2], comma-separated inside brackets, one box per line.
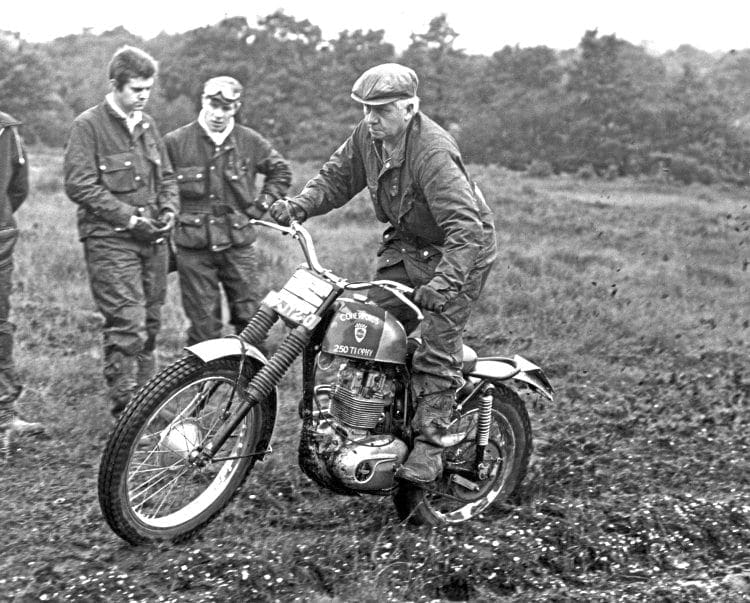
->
[180, 200, 240, 215]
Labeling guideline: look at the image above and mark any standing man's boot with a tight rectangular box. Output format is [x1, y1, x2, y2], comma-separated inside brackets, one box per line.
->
[0, 399, 46, 460]
[9, 414, 45, 436]
[108, 354, 138, 417]
[1, 372, 46, 458]
[136, 350, 156, 387]
[0, 405, 13, 459]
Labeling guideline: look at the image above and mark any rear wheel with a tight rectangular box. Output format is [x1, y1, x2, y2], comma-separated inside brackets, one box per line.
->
[98, 356, 275, 544]
[393, 385, 531, 525]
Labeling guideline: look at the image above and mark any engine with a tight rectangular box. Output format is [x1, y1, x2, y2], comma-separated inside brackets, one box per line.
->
[305, 353, 408, 492]
[329, 360, 395, 431]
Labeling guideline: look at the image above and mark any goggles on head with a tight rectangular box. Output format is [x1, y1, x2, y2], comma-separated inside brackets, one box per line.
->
[202, 77, 242, 103]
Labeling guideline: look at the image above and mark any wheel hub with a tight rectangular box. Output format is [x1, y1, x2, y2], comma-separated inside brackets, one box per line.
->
[157, 419, 203, 467]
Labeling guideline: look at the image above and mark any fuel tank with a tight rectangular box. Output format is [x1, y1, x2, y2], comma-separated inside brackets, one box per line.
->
[321, 300, 407, 364]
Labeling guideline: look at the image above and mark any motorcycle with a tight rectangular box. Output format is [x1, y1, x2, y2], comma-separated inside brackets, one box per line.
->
[98, 217, 554, 544]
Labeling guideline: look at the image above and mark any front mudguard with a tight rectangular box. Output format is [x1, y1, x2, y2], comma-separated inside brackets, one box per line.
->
[469, 354, 554, 401]
[186, 337, 269, 365]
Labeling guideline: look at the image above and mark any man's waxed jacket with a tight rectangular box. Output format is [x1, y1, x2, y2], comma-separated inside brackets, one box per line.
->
[0, 112, 28, 241]
[292, 112, 497, 294]
[64, 101, 178, 241]
[164, 120, 291, 216]
[164, 121, 290, 252]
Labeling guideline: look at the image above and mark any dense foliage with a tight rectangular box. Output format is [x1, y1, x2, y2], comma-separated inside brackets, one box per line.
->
[3, 12, 750, 182]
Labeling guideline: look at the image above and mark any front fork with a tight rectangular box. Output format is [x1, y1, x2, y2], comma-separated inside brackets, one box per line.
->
[189, 305, 312, 467]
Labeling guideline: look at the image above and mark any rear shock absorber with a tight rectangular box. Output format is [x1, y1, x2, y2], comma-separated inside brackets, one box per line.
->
[474, 387, 494, 478]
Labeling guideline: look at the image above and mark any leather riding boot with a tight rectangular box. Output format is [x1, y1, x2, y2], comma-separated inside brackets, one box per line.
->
[395, 436, 445, 483]
[395, 390, 456, 484]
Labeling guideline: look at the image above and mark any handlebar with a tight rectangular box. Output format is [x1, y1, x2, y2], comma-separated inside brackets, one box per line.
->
[346, 280, 424, 322]
[249, 218, 329, 275]
[249, 217, 424, 321]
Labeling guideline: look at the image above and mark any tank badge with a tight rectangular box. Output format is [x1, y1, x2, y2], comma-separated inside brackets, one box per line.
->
[354, 323, 368, 343]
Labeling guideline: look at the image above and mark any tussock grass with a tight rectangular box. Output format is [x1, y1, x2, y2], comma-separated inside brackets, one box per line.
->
[1, 155, 747, 601]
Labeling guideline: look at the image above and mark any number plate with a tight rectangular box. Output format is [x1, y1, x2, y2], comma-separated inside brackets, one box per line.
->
[264, 269, 335, 327]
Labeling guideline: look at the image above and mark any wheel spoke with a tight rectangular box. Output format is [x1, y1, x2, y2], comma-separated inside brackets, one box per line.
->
[99, 357, 273, 544]
[148, 471, 185, 518]
[129, 464, 185, 505]
[123, 370, 262, 530]
[133, 468, 189, 515]
[413, 403, 524, 523]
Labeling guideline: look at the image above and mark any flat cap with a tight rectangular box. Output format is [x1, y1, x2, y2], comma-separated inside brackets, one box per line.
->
[350, 63, 419, 105]
[203, 76, 243, 103]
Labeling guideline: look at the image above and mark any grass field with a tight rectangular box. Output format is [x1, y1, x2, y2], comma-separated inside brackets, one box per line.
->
[1, 148, 748, 601]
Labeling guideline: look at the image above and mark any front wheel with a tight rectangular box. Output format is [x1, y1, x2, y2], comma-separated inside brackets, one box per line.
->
[98, 356, 276, 544]
[392, 385, 531, 525]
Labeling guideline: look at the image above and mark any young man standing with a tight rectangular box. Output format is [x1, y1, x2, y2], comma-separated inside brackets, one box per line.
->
[164, 76, 291, 345]
[0, 110, 45, 456]
[64, 46, 178, 417]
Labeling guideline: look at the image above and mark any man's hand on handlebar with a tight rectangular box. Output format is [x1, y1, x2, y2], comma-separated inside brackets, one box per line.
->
[414, 284, 448, 313]
[269, 198, 307, 226]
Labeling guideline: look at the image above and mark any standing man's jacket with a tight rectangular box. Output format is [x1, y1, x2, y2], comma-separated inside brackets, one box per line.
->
[64, 102, 178, 239]
[0, 112, 28, 244]
[164, 121, 291, 251]
[292, 112, 497, 295]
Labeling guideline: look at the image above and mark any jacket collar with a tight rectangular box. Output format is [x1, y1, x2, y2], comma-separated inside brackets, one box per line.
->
[190, 120, 236, 156]
[372, 112, 419, 171]
[105, 93, 143, 132]
[198, 108, 235, 146]
[100, 100, 151, 137]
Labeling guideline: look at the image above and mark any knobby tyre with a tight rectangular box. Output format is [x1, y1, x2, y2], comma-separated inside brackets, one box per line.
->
[393, 384, 531, 525]
[98, 356, 275, 544]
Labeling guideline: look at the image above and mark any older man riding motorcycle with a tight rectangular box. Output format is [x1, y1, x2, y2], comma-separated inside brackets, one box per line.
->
[270, 63, 497, 484]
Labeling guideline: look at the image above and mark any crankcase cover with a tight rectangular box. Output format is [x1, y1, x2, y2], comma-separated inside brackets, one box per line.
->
[322, 300, 407, 364]
[329, 435, 408, 491]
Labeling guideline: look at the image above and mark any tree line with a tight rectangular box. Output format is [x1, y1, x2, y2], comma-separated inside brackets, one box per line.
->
[3, 11, 750, 184]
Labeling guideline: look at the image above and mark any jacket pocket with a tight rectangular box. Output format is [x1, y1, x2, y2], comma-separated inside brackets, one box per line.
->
[228, 212, 256, 247]
[175, 166, 207, 200]
[375, 243, 403, 271]
[206, 215, 232, 251]
[174, 213, 208, 249]
[402, 245, 442, 285]
[99, 152, 137, 193]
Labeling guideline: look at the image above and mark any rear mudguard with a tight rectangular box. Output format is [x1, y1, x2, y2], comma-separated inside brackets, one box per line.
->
[468, 354, 554, 401]
[185, 337, 269, 365]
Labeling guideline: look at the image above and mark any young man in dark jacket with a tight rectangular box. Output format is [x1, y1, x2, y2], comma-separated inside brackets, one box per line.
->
[0, 110, 45, 456]
[64, 46, 178, 416]
[164, 76, 291, 345]
[270, 63, 497, 484]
